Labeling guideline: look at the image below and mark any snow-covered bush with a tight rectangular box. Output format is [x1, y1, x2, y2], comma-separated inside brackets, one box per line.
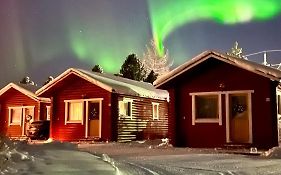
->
[262, 147, 281, 158]
[0, 136, 33, 174]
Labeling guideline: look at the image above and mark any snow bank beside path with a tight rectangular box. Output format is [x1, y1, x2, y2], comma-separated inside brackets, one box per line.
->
[263, 147, 281, 158]
[0, 138, 116, 174]
[0, 137, 33, 174]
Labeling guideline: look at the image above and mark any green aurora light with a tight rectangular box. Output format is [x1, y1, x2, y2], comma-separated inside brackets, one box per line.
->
[148, 0, 281, 56]
[65, 2, 150, 73]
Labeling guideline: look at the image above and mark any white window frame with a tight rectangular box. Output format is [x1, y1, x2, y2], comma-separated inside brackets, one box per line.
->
[64, 100, 84, 124]
[152, 102, 159, 120]
[118, 98, 133, 120]
[190, 92, 222, 125]
[8, 106, 23, 126]
[46, 106, 51, 120]
[8, 106, 35, 136]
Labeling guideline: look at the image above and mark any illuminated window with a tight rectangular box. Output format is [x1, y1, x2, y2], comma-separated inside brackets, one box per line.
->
[152, 102, 159, 120]
[65, 101, 84, 124]
[118, 99, 133, 119]
[9, 107, 22, 125]
[46, 106, 51, 120]
[190, 92, 222, 125]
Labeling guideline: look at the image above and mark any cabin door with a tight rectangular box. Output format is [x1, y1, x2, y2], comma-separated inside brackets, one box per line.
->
[227, 92, 252, 143]
[22, 107, 34, 136]
[88, 101, 101, 137]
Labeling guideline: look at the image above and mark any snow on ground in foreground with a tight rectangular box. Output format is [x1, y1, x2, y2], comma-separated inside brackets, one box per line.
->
[263, 147, 281, 158]
[0, 138, 80, 174]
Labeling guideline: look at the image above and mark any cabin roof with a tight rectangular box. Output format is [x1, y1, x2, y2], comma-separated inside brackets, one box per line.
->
[36, 68, 169, 100]
[154, 50, 281, 87]
[0, 83, 50, 102]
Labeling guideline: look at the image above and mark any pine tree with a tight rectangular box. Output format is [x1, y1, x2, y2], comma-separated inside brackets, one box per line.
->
[144, 70, 158, 84]
[43, 76, 54, 85]
[19, 76, 36, 86]
[142, 40, 172, 77]
[92, 64, 103, 73]
[120, 54, 146, 81]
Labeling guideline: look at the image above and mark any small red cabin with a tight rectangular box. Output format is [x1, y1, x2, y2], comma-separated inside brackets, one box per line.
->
[0, 83, 50, 138]
[155, 51, 281, 149]
[36, 68, 169, 142]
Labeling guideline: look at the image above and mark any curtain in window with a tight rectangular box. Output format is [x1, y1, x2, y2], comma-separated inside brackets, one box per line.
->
[68, 102, 83, 121]
[11, 108, 21, 124]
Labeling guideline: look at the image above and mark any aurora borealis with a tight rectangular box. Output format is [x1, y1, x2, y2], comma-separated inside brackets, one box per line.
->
[148, 0, 281, 56]
[0, 0, 281, 88]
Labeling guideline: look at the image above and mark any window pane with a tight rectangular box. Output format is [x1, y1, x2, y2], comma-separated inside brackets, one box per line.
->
[118, 100, 132, 117]
[153, 104, 159, 119]
[126, 102, 131, 116]
[11, 108, 21, 124]
[46, 106, 51, 120]
[68, 102, 83, 121]
[119, 101, 125, 115]
[195, 95, 218, 119]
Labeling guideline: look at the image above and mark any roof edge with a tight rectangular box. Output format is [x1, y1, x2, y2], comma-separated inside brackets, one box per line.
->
[35, 68, 113, 96]
[155, 50, 281, 87]
[0, 83, 48, 102]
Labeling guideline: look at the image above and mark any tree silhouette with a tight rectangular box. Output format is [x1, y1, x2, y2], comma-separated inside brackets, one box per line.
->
[92, 64, 103, 73]
[144, 70, 158, 84]
[19, 76, 36, 86]
[120, 54, 146, 81]
[43, 76, 54, 85]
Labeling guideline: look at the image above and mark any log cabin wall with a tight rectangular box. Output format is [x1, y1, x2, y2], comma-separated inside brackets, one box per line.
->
[117, 94, 168, 142]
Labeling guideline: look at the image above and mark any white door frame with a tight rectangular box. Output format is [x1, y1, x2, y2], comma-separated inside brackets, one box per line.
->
[276, 88, 281, 142]
[85, 98, 103, 138]
[225, 90, 254, 143]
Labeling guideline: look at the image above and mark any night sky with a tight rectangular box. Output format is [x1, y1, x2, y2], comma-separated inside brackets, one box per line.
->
[1, 0, 281, 88]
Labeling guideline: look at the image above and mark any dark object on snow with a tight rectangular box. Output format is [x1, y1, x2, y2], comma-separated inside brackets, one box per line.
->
[28, 120, 50, 140]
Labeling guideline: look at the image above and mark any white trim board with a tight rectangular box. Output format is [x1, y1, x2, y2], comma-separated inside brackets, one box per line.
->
[191, 92, 222, 125]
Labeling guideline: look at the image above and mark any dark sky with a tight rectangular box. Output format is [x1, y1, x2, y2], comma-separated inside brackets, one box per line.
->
[0, 0, 281, 88]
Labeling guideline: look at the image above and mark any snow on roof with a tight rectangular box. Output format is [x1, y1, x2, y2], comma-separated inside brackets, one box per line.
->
[154, 50, 281, 87]
[0, 83, 50, 102]
[77, 69, 169, 100]
[36, 68, 169, 100]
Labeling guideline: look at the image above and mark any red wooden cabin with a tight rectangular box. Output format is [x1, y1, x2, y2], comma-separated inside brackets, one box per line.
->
[155, 51, 281, 149]
[36, 68, 169, 142]
[0, 83, 50, 138]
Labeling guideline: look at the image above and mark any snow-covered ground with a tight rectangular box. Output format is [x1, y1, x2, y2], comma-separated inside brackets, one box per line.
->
[3, 137, 281, 174]
[79, 140, 281, 175]
[0, 138, 115, 175]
